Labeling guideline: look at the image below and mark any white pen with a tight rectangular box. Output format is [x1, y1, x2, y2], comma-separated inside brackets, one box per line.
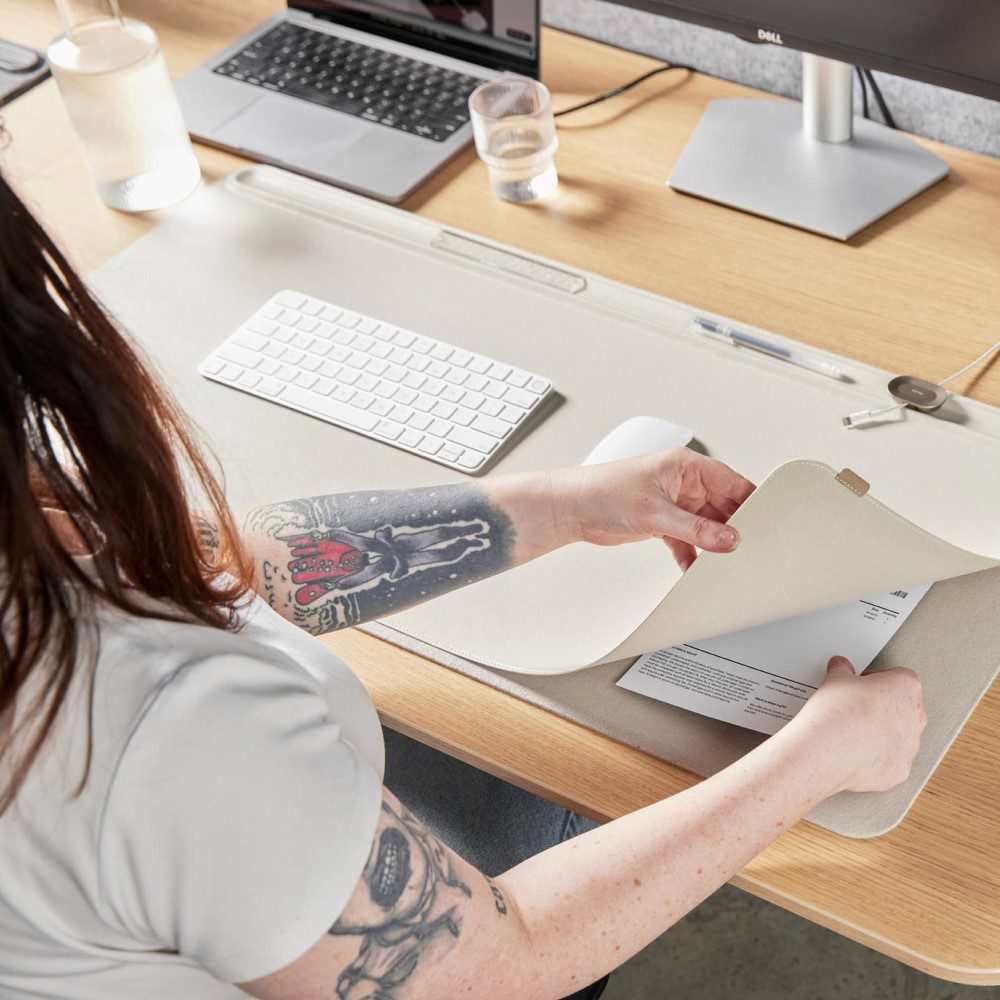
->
[692, 316, 844, 381]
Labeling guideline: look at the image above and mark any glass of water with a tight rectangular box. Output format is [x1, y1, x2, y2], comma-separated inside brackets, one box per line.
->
[469, 77, 558, 203]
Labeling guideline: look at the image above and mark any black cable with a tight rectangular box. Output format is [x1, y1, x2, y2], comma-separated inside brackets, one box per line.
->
[863, 67, 897, 129]
[855, 66, 869, 120]
[553, 62, 694, 119]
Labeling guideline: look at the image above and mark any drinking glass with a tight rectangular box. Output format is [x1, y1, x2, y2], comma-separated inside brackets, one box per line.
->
[469, 77, 558, 203]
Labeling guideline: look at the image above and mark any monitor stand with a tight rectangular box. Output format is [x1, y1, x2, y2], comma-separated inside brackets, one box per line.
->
[668, 54, 949, 241]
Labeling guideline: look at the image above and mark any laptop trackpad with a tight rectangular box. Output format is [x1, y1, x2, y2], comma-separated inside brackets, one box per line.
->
[214, 94, 368, 168]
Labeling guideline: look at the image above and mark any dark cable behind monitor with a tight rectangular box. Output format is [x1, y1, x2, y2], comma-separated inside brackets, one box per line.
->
[554, 59, 896, 131]
[553, 62, 692, 118]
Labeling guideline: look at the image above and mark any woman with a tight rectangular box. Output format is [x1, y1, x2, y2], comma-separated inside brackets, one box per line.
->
[0, 165, 926, 1000]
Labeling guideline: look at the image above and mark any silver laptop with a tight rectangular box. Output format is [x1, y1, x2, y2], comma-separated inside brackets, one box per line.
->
[175, 0, 540, 203]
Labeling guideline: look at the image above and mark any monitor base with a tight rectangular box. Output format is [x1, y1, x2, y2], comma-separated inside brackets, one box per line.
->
[668, 98, 949, 241]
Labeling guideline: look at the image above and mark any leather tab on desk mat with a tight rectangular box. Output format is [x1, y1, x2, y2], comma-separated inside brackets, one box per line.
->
[366, 565, 1000, 839]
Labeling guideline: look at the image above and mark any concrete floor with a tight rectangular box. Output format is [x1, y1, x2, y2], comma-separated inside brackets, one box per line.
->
[603, 884, 1000, 1000]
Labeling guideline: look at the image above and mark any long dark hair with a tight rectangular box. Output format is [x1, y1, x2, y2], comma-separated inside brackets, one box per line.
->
[0, 168, 248, 814]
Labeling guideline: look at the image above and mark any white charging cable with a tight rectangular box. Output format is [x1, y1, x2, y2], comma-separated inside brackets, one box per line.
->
[843, 339, 1000, 428]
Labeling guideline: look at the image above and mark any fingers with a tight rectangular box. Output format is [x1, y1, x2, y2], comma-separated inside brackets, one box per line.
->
[826, 655, 856, 677]
[663, 536, 697, 572]
[656, 504, 740, 553]
[690, 452, 756, 507]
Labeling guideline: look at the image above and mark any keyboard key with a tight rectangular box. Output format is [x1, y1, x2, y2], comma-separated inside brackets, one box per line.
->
[369, 397, 393, 417]
[356, 373, 379, 392]
[296, 316, 319, 332]
[201, 356, 225, 375]
[281, 384, 379, 430]
[338, 310, 361, 328]
[375, 419, 404, 440]
[483, 379, 507, 399]
[468, 356, 491, 374]
[299, 355, 322, 372]
[429, 343, 453, 361]
[426, 360, 449, 378]
[244, 319, 276, 338]
[440, 444, 462, 463]
[500, 403, 526, 423]
[218, 343, 262, 369]
[451, 406, 474, 426]
[447, 425, 498, 454]
[480, 398, 503, 417]
[237, 370, 262, 388]
[462, 391, 485, 410]
[423, 378, 445, 397]
[444, 369, 468, 386]
[417, 435, 444, 455]
[356, 317, 379, 335]
[370, 341, 392, 359]
[529, 378, 551, 394]
[471, 413, 512, 438]
[275, 291, 306, 308]
[400, 428, 424, 448]
[465, 373, 488, 392]
[451, 349, 473, 367]
[503, 387, 536, 409]
[458, 450, 485, 470]
[408, 411, 433, 431]
[488, 362, 512, 380]
[402, 371, 426, 390]
[332, 384, 356, 403]
[258, 377, 284, 397]
[506, 369, 531, 388]
[263, 341, 286, 359]
[432, 400, 457, 419]
[441, 384, 465, 403]
[428, 417, 451, 437]
[394, 387, 417, 405]
[393, 331, 416, 348]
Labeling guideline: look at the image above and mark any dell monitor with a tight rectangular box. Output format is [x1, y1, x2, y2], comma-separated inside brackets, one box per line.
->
[605, 0, 1000, 239]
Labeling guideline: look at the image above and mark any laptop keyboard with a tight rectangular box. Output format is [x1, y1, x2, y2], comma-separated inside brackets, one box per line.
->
[214, 21, 484, 142]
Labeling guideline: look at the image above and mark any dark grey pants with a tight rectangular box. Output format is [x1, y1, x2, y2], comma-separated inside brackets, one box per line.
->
[383, 726, 596, 877]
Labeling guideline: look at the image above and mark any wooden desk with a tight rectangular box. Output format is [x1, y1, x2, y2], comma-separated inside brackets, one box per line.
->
[7, 1, 1000, 984]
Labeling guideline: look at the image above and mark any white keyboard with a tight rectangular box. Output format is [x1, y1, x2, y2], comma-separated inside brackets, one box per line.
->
[197, 291, 555, 474]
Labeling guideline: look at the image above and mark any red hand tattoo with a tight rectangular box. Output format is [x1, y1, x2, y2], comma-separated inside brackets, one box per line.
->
[286, 532, 366, 605]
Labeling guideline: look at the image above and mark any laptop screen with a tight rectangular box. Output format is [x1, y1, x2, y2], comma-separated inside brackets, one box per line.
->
[291, 0, 539, 73]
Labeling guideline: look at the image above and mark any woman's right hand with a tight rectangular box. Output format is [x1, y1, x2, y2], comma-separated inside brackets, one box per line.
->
[792, 656, 927, 793]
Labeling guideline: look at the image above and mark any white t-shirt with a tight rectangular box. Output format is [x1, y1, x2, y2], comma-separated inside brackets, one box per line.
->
[0, 589, 385, 998]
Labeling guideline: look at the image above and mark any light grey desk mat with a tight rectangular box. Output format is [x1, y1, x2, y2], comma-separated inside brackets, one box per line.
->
[88, 165, 1000, 838]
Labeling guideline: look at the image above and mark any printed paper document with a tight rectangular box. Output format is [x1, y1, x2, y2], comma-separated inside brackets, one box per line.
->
[617, 585, 931, 734]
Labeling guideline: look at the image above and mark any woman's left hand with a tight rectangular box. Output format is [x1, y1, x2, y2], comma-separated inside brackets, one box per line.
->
[548, 448, 756, 571]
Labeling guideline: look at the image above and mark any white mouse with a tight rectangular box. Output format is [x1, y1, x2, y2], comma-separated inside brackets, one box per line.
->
[582, 416, 694, 466]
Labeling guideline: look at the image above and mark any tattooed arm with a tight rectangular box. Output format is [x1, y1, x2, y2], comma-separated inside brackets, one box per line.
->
[235, 450, 756, 635]
[240, 661, 925, 999]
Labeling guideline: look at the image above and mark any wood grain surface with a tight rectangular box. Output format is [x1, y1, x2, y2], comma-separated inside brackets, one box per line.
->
[5, 0, 1000, 982]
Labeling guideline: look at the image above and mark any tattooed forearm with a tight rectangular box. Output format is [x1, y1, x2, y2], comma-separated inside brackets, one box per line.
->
[331, 797, 473, 999]
[244, 485, 516, 635]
